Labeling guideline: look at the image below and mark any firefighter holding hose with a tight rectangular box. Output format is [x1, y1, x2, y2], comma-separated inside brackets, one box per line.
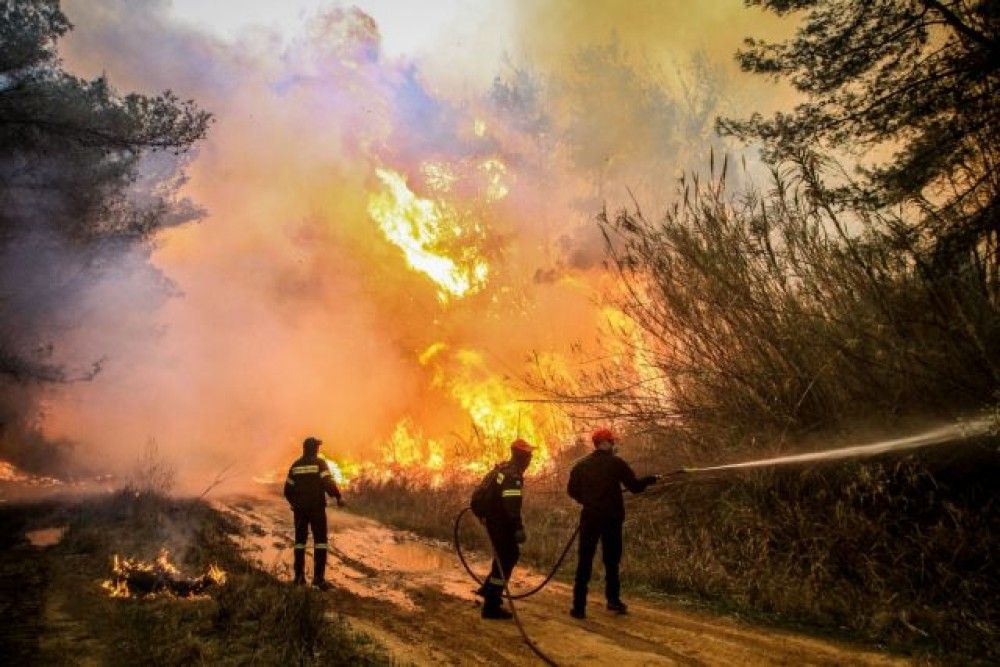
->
[470, 438, 535, 620]
[283, 436, 343, 590]
[567, 428, 658, 618]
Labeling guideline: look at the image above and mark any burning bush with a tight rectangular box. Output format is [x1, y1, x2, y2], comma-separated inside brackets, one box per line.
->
[102, 549, 226, 599]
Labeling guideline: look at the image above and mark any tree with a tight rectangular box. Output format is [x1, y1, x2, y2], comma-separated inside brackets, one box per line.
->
[719, 0, 998, 272]
[0, 1, 211, 472]
[0, 0, 211, 381]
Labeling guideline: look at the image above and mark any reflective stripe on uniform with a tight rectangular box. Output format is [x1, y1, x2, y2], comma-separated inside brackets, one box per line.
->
[489, 576, 506, 585]
[293, 543, 306, 550]
[291, 465, 320, 474]
[314, 543, 328, 550]
[501, 489, 522, 497]
[319, 470, 331, 478]
[285, 477, 295, 485]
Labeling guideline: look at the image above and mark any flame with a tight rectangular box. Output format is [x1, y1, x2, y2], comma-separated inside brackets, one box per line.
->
[367, 167, 489, 302]
[319, 453, 348, 485]
[600, 305, 670, 402]
[206, 564, 228, 586]
[374, 346, 571, 479]
[363, 151, 569, 478]
[381, 418, 444, 470]
[102, 549, 226, 599]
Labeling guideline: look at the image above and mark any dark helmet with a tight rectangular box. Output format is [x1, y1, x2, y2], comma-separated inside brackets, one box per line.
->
[303, 436, 323, 454]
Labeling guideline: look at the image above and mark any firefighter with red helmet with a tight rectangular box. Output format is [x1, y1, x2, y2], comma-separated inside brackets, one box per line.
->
[283, 436, 343, 590]
[470, 438, 535, 620]
[567, 428, 658, 618]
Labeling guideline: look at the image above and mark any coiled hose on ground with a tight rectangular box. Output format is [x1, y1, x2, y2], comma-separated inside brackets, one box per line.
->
[452, 506, 579, 599]
[454, 506, 579, 666]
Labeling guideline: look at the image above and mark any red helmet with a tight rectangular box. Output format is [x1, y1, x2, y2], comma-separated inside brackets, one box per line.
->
[591, 428, 615, 446]
[511, 438, 535, 453]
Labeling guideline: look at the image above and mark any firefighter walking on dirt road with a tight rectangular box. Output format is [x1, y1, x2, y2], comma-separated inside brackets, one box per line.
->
[567, 428, 658, 619]
[283, 436, 343, 590]
[470, 438, 535, 620]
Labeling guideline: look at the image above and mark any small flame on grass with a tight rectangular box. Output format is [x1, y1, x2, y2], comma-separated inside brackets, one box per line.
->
[101, 549, 226, 599]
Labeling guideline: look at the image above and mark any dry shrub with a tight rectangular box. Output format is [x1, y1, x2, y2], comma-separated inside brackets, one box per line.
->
[537, 156, 999, 448]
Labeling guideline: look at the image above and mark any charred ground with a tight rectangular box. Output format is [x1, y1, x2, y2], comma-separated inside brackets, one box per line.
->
[0, 492, 387, 666]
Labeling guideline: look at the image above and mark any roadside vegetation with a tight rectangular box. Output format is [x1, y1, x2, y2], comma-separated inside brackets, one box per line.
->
[0, 490, 388, 665]
[352, 430, 998, 662]
[357, 1, 999, 662]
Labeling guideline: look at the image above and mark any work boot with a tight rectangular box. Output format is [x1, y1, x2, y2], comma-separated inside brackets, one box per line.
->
[569, 607, 586, 620]
[314, 548, 328, 583]
[293, 549, 306, 583]
[312, 580, 333, 592]
[293, 575, 306, 586]
[606, 600, 629, 614]
[481, 606, 513, 620]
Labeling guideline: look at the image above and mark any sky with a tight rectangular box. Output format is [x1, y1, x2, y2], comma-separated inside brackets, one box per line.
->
[36, 0, 796, 489]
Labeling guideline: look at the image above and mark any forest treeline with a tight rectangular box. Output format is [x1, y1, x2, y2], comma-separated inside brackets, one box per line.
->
[543, 0, 998, 450]
[0, 1, 210, 471]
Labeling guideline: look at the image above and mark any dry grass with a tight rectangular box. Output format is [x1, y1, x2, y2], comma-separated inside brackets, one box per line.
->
[0, 491, 389, 666]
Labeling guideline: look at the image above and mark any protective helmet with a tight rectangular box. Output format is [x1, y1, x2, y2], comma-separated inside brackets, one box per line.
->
[591, 428, 615, 447]
[511, 438, 535, 454]
[303, 436, 323, 453]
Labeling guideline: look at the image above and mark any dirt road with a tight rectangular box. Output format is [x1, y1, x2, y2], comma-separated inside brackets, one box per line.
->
[219, 494, 908, 666]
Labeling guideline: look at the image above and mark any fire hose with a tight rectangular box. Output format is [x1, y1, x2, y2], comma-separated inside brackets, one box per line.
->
[452, 469, 687, 666]
[452, 506, 579, 600]
[481, 528, 560, 666]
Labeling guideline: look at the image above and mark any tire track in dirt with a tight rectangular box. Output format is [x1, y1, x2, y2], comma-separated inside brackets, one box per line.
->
[220, 493, 910, 666]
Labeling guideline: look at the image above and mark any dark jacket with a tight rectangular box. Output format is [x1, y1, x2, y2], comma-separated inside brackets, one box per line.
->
[283, 454, 341, 511]
[567, 450, 655, 522]
[475, 461, 525, 532]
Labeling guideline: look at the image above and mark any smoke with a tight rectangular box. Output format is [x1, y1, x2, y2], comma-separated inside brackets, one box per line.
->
[1, 0, 798, 489]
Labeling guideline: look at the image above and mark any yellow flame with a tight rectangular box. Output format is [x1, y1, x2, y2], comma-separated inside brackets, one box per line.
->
[367, 168, 489, 302]
[385, 348, 571, 474]
[381, 418, 444, 470]
[418, 341, 447, 366]
[473, 118, 487, 137]
[101, 549, 227, 599]
[318, 453, 347, 485]
[602, 306, 668, 398]
[206, 564, 227, 586]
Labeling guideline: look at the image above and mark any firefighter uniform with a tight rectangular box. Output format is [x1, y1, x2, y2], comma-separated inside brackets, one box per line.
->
[283, 452, 341, 585]
[568, 447, 656, 614]
[477, 459, 526, 615]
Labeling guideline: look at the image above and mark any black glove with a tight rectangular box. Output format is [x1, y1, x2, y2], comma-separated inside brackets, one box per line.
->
[515, 528, 527, 544]
[642, 474, 659, 485]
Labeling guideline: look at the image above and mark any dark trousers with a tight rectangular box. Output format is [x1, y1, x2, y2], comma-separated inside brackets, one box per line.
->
[483, 522, 520, 610]
[293, 506, 329, 583]
[573, 515, 623, 609]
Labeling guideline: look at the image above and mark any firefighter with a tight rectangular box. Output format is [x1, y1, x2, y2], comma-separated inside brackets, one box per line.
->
[283, 436, 344, 590]
[470, 438, 534, 620]
[567, 428, 658, 618]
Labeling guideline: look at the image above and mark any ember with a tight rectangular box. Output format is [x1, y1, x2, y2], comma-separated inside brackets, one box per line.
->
[102, 549, 227, 599]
